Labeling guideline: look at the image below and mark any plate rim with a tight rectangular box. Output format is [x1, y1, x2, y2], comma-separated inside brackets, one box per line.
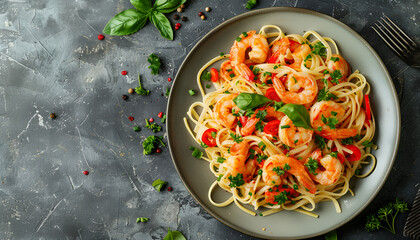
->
[166, 6, 401, 239]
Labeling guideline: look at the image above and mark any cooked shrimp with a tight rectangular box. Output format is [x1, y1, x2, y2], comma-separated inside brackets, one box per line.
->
[230, 31, 269, 81]
[280, 116, 313, 148]
[219, 60, 237, 81]
[214, 94, 239, 129]
[262, 154, 316, 194]
[273, 72, 318, 104]
[310, 101, 358, 140]
[306, 152, 342, 185]
[289, 44, 311, 70]
[239, 106, 284, 136]
[326, 54, 351, 82]
[224, 141, 257, 181]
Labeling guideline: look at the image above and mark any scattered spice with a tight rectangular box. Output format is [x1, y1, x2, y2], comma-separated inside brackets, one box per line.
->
[198, 12, 203, 16]
[200, 15, 206, 20]
[180, 4, 186, 9]
[172, 14, 179, 20]
[181, 16, 187, 22]
[49, 113, 57, 119]
[128, 116, 134, 121]
[149, 118, 154, 122]
[128, 88, 134, 94]
[97, 34, 104, 40]
[158, 112, 163, 118]
[121, 70, 127, 75]
[175, 23, 181, 30]
[176, 7, 183, 13]
[156, 148, 162, 153]
[167, 187, 173, 191]
[133, 126, 140, 132]
[205, 7, 211, 12]
[82, 171, 89, 175]
[167, 77, 172, 82]
[262, 228, 266, 231]
[121, 95, 128, 101]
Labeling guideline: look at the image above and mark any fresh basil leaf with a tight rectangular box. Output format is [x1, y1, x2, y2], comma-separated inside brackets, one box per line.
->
[149, 11, 173, 40]
[154, 0, 186, 13]
[324, 230, 337, 240]
[233, 93, 272, 110]
[279, 104, 313, 129]
[163, 229, 187, 240]
[103, 9, 149, 36]
[130, 0, 152, 13]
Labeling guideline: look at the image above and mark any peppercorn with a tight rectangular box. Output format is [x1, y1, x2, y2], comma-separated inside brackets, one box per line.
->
[128, 88, 134, 94]
[177, 7, 183, 13]
[167, 77, 172, 82]
[158, 112, 163, 118]
[128, 116, 134, 121]
[172, 14, 179, 20]
[149, 118, 154, 122]
[156, 148, 162, 153]
[122, 95, 128, 101]
[198, 12, 203, 16]
[181, 16, 187, 22]
[205, 7, 211, 12]
[98, 34, 105, 40]
[50, 113, 57, 119]
[83, 171, 89, 175]
[121, 70, 127, 75]
[201, 15, 206, 20]
[180, 4, 185, 9]
[167, 186, 173, 191]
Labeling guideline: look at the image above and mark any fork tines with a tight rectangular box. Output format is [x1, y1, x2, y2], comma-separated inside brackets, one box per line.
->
[371, 15, 418, 59]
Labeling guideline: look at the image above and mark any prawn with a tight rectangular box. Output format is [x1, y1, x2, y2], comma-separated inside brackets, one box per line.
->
[240, 106, 284, 136]
[273, 72, 318, 104]
[262, 154, 316, 194]
[230, 31, 269, 82]
[224, 141, 257, 182]
[219, 60, 238, 81]
[326, 54, 351, 82]
[214, 94, 239, 129]
[306, 149, 342, 185]
[280, 116, 313, 148]
[310, 101, 358, 140]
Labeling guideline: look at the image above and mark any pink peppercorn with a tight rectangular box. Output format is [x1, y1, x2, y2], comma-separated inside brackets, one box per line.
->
[128, 116, 134, 121]
[156, 148, 162, 153]
[149, 118, 154, 122]
[198, 12, 203, 16]
[98, 34, 104, 40]
[121, 71, 127, 75]
[158, 112, 163, 118]
[167, 187, 173, 191]
[168, 77, 172, 82]
[83, 171, 89, 175]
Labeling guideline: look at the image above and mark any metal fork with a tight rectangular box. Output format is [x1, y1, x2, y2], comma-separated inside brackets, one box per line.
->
[372, 15, 420, 68]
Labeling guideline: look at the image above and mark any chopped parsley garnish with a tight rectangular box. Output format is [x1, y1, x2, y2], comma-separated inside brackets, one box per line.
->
[255, 110, 267, 120]
[200, 142, 208, 148]
[135, 75, 150, 95]
[189, 146, 203, 158]
[281, 125, 290, 129]
[152, 179, 167, 191]
[206, 84, 211, 89]
[252, 67, 260, 75]
[255, 120, 264, 132]
[258, 141, 266, 151]
[256, 154, 268, 163]
[362, 140, 374, 147]
[284, 163, 291, 171]
[273, 101, 285, 111]
[330, 70, 342, 84]
[230, 133, 243, 143]
[145, 119, 161, 132]
[272, 167, 285, 176]
[245, 0, 257, 9]
[242, 32, 248, 37]
[217, 157, 226, 163]
[236, 37, 242, 42]
[317, 87, 338, 102]
[263, 72, 272, 77]
[341, 135, 361, 145]
[258, 169, 263, 175]
[201, 69, 211, 81]
[321, 114, 339, 129]
[147, 54, 161, 75]
[248, 192, 252, 196]
[315, 134, 326, 149]
[161, 114, 166, 123]
[311, 42, 326, 57]
[217, 174, 223, 181]
[330, 56, 340, 62]
[274, 191, 288, 205]
[228, 173, 245, 188]
[304, 157, 318, 175]
[229, 73, 235, 78]
[165, 87, 170, 97]
[323, 70, 330, 74]
[136, 217, 149, 223]
[293, 184, 298, 190]
[220, 52, 224, 57]
[188, 89, 196, 95]
[330, 151, 338, 158]
[143, 136, 165, 155]
[304, 54, 312, 62]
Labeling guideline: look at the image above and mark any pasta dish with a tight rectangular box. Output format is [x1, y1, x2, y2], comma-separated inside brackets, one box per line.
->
[184, 25, 376, 217]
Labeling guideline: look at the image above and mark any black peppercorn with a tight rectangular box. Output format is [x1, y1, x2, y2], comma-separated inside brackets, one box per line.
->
[122, 95, 128, 101]
[181, 16, 187, 22]
[50, 113, 57, 119]
[173, 14, 179, 20]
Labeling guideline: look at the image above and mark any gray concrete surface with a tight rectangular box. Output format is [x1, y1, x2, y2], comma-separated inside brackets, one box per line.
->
[0, 0, 419, 239]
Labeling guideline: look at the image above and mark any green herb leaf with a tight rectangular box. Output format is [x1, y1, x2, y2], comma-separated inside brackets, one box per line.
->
[362, 140, 374, 147]
[166, 87, 170, 97]
[330, 70, 342, 84]
[246, 0, 257, 9]
[152, 179, 167, 191]
[136, 217, 149, 223]
[233, 93, 272, 110]
[217, 157, 226, 163]
[135, 74, 150, 95]
[145, 119, 162, 132]
[163, 229, 187, 240]
[189, 146, 203, 158]
[147, 53, 161, 75]
[230, 133, 243, 143]
[273, 166, 285, 176]
[188, 89, 196, 96]
[279, 104, 312, 129]
[103, 9, 149, 36]
[274, 191, 288, 205]
[201, 69, 211, 81]
[161, 114, 166, 123]
[228, 173, 245, 188]
[311, 41, 326, 57]
[315, 135, 326, 149]
[142, 136, 165, 155]
[154, 0, 186, 13]
[130, 0, 152, 13]
[324, 230, 337, 240]
[330, 57, 339, 62]
[317, 87, 337, 102]
[304, 157, 318, 175]
[149, 11, 173, 40]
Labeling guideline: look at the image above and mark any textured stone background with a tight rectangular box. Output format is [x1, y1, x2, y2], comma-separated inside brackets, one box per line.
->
[0, 0, 419, 239]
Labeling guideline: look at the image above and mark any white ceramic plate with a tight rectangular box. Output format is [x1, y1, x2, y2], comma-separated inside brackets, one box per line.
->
[167, 7, 400, 239]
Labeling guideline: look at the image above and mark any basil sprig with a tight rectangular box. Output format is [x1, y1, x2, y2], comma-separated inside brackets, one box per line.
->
[279, 104, 313, 129]
[103, 0, 185, 40]
[233, 93, 272, 110]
